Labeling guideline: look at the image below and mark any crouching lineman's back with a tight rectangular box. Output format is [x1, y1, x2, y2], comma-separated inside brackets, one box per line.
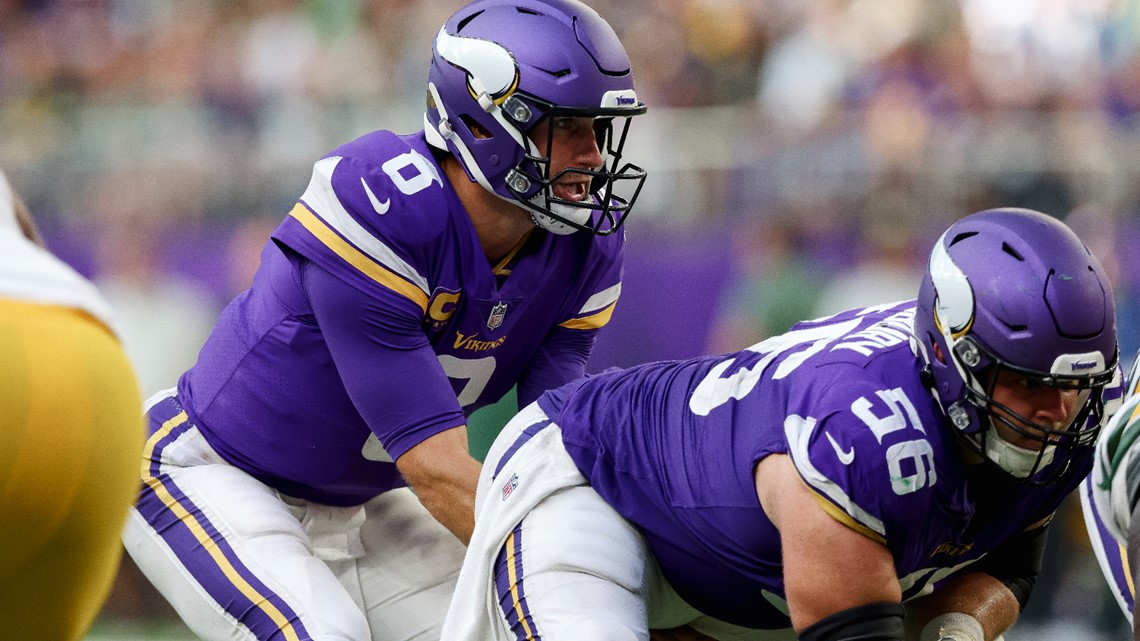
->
[0, 169, 144, 640]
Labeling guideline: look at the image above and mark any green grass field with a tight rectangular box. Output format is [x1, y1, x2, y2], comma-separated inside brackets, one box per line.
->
[85, 621, 196, 641]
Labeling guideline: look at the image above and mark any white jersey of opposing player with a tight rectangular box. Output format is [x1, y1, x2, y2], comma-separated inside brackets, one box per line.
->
[1083, 355, 1140, 624]
[1092, 378, 1140, 541]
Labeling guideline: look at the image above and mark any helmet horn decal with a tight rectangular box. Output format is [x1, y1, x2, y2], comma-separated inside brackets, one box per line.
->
[431, 27, 540, 184]
[434, 27, 520, 105]
[929, 233, 975, 339]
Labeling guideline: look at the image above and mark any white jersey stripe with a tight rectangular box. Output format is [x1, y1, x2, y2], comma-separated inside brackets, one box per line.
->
[578, 282, 621, 315]
[300, 157, 431, 297]
[785, 413, 886, 538]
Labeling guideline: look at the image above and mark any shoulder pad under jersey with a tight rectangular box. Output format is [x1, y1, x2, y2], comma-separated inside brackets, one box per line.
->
[785, 368, 945, 547]
[275, 132, 452, 315]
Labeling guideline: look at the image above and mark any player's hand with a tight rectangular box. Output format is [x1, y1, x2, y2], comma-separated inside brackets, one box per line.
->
[649, 625, 718, 641]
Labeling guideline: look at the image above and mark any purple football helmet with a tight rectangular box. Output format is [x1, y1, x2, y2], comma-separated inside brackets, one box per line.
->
[913, 208, 1119, 483]
[424, 0, 646, 235]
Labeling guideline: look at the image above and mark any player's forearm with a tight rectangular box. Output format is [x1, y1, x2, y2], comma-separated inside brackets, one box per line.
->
[395, 425, 481, 544]
[411, 455, 480, 544]
[904, 572, 1019, 641]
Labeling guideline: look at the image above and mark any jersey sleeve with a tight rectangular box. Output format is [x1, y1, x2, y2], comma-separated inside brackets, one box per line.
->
[558, 279, 622, 331]
[513, 228, 624, 407]
[272, 140, 449, 320]
[515, 325, 595, 409]
[555, 228, 624, 332]
[302, 257, 466, 461]
[784, 376, 941, 548]
[1080, 471, 1136, 624]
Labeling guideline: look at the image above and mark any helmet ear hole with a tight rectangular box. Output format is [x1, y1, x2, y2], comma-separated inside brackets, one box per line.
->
[461, 115, 492, 140]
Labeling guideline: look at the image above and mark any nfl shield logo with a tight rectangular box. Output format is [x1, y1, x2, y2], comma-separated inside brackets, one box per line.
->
[487, 301, 508, 331]
[501, 473, 519, 501]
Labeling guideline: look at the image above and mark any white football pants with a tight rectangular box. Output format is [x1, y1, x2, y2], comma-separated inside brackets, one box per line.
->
[440, 402, 787, 641]
[123, 393, 464, 641]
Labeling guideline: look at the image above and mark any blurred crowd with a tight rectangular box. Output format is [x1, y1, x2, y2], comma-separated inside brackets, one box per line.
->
[2, 0, 1139, 638]
[3, 0, 1140, 347]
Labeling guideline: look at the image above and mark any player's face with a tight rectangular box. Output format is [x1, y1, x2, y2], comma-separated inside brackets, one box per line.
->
[529, 116, 604, 203]
[989, 368, 1080, 450]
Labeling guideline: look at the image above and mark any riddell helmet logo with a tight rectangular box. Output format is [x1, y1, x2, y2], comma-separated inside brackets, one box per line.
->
[616, 96, 636, 105]
[1071, 360, 1098, 371]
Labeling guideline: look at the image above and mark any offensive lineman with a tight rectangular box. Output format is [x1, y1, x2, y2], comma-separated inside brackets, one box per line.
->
[122, 1, 647, 639]
[442, 208, 1123, 641]
[0, 168, 145, 640]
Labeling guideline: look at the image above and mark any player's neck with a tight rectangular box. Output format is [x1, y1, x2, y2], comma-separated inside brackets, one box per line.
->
[444, 158, 537, 265]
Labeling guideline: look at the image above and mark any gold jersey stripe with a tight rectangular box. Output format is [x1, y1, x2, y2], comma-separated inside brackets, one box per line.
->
[807, 486, 888, 546]
[559, 301, 616, 331]
[288, 203, 429, 314]
[1121, 540, 1136, 598]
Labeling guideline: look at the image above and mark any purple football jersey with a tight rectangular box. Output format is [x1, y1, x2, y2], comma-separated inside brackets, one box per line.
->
[179, 130, 623, 506]
[538, 302, 1091, 629]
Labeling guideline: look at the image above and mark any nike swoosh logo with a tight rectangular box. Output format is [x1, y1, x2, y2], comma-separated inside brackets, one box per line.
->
[361, 178, 390, 215]
[826, 432, 855, 465]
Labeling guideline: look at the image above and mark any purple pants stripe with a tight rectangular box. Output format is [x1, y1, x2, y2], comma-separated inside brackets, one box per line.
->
[494, 522, 541, 640]
[137, 396, 313, 641]
[493, 419, 551, 480]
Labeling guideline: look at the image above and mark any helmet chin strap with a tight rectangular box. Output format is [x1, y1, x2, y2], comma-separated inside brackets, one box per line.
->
[982, 425, 1055, 478]
[528, 193, 595, 235]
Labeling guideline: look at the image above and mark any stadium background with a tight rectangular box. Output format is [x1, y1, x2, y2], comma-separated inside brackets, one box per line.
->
[1, 0, 1137, 638]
